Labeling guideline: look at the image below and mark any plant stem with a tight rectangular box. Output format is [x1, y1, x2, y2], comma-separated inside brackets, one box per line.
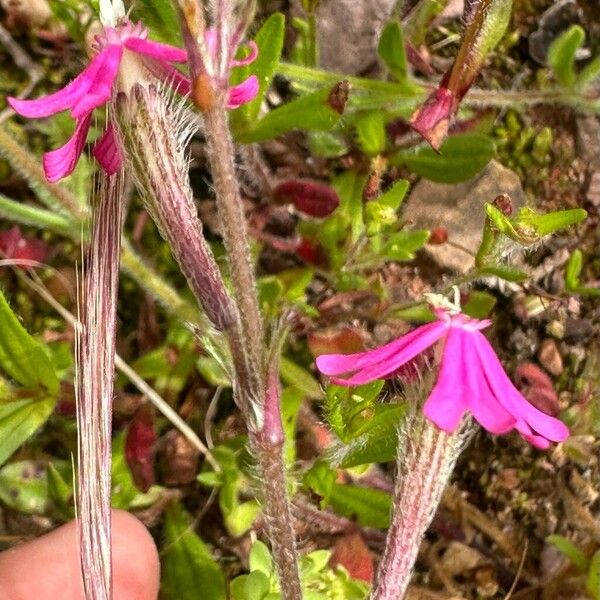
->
[251, 366, 302, 600]
[370, 411, 470, 600]
[202, 100, 301, 600]
[202, 106, 264, 367]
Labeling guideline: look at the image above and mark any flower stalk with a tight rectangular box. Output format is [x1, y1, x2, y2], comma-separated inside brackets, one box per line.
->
[370, 408, 470, 600]
[75, 170, 124, 600]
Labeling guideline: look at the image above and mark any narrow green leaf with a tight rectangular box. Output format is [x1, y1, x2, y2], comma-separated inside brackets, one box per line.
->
[329, 484, 391, 528]
[0, 397, 56, 467]
[477, 264, 529, 282]
[565, 249, 583, 290]
[0, 289, 59, 393]
[588, 550, 600, 600]
[518, 207, 587, 236]
[548, 25, 585, 88]
[233, 13, 286, 125]
[161, 502, 227, 600]
[378, 20, 408, 82]
[462, 290, 497, 319]
[392, 134, 495, 183]
[547, 534, 588, 572]
[577, 56, 600, 90]
[237, 84, 347, 143]
[0, 194, 76, 236]
[280, 356, 324, 399]
[377, 179, 409, 210]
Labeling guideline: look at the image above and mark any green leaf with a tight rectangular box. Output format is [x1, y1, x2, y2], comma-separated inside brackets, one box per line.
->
[378, 20, 408, 82]
[392, 134, 495, 183]
[304, 460, 336, 505]
[281, 387, 304, 466]
[329, 484, 391, 528]
[0, 459, 70, 514]
[47, 461, 74, 520]
[131, 0, 181, 45]
[225, 500, 261, 537]
[376, 180, 409, 210]
[233, 13, 286, 126]
[0, 289, 59, 394]
[477, 264, 529, 282]
[237, 84, 347, 143]
[380, 230, 429, 261]
[280, 356, 323, 399]
[577, 56, 600, 90]
[161, 502, 226, 600]
[462, 290, 497, 319]
[548, 25, 585, 88]
[249, 540, 274, 576]
[197, 356, 232, 388]
[547, 534, 588, 572]
[334, 404, 408, 468]
[589, 550, 600, 600]
[517, 207, 587, 237]
[230, 572, 271, 600]
[0, 397, 56, 467]
[355, 112, 387, 156]
[565, 249, 583, 290]
[307, 131, 349, 158]
[0, 193, 76, 236]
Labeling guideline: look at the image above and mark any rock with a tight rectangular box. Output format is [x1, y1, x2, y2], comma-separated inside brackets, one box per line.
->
[563, 317, 594, 344]
[538, 338, 564, 377]
[576, 116, 600, 171]
[528, 0, 584, 65]
[586, 171, 600, 206]
[291, 0, 396, 74]
[403, 160, 526, 273]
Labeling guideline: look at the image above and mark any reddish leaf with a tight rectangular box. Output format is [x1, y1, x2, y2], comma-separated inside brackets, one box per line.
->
[515, 363, 560, 416]
[308, 326, 368, 357]
[0, 226, 50, 265]
[330, 532, 374, 583]
[273, 180, 340, 218]
[125, 406, 156, 492]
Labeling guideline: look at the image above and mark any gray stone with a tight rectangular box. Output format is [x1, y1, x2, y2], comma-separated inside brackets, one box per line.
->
[528, 0, 584, 65]
[292, 0, 396, 74]
[403, 160, 526, 273]
[576, 116, 600, 171]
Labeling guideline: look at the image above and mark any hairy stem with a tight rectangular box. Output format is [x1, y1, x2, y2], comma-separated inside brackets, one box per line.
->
[202, 106, 264, 367]
[370, 411, 470, 600]
[75, 172, 123, 600]
[251, 365, 302, 600]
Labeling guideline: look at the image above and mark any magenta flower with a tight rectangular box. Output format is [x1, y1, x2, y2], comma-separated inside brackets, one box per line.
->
[316, 309, 569, 449]
[7, 21, 258, 182]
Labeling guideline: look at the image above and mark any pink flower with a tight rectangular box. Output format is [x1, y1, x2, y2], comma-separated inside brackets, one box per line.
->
[316, 309, 570, 449]
[7, 21, 258, 182]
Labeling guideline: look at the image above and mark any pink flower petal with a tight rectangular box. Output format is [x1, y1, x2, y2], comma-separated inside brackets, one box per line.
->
[125, 37, 188, 63]
[473, 333, 569, 443]
[227, 75, 259, 109]
[231, 41, 258, 67]
[92, 124, 122, 175]
[329, 322, 448, 386]
[71, 45, 123, 119]
[8, 51, 107, 118]
[316, 321, 447, 377]
[423, 328, 469, 432]
[42, 113, 92, 182]
[409, 86, 454, 150]
[461, 333, 515, 434]
[146, 59, 192, 95]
